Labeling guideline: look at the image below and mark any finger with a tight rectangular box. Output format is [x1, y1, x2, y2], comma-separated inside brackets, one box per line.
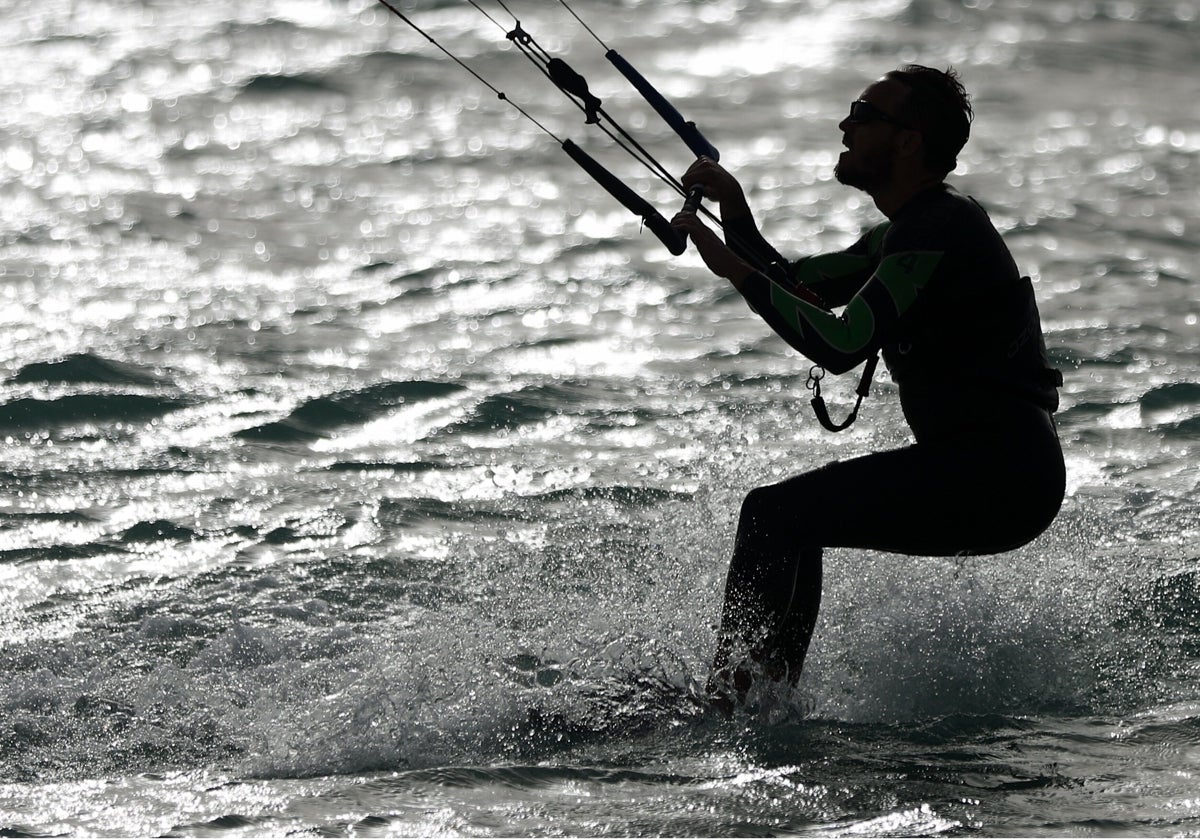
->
[670, 212, 707, 235]
[680, 156, 716, 190]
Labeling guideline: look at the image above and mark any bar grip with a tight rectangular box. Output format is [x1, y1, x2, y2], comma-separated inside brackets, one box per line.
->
[562, 140, 686, 255]
[605, 49, 720, 162]
[644, 213, 687, 256]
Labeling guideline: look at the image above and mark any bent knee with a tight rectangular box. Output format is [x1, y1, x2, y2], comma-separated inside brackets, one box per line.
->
[976, 467, 1066, 555]
[739, 481, 797, 523]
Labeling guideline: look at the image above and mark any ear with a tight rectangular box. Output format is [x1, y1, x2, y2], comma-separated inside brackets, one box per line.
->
[896, 127, 924, 161]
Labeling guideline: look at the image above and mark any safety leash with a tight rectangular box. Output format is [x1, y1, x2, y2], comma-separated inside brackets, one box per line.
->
[807, 354, 879, 432]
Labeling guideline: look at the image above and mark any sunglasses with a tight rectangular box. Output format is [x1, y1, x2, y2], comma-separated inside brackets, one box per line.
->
[846, 100, 911, 128]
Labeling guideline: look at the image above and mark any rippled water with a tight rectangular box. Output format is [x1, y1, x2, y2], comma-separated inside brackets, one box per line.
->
[1, 0, 1198, 835]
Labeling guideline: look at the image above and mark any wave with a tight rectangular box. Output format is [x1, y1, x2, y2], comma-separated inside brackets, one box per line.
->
[1140, 382, 1200, 430]
[0, 394, 191, 432]
[440, 383, 603, 436]
[0, 541, 121, 565]
[236, 380, 466, 443]
[120, 519, 200, 544]
[0, 518, 200, 565]
[1048, 378, 1200, 437]
[528, 485, 693, 506]
[374, 485, 690, 531]
[390, 763, 697, 791]
[1119, 711, 1200, 747]
[172, 815, 261, 834]
[10, 353, 167, 388]
[237, 72, 345, 98]
[324, 459, 443, 474]
[377, 496, 526, 528]
[353, 49, 449, 80]
[1163, 416, 1200, 436]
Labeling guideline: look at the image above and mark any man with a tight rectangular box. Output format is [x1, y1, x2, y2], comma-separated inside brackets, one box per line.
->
[671, 65, 1065, 705]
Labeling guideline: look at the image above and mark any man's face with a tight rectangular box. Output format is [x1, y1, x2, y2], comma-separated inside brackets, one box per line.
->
[834, 79, 911, 193]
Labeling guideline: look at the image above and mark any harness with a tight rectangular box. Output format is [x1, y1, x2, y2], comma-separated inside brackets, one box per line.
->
[802, 267, 1061, 431]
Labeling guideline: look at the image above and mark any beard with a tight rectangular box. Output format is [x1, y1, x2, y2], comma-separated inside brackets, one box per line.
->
[834, 146, 895, 193]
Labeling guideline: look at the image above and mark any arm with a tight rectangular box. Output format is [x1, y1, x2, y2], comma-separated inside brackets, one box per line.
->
[673, 212, 943, 374]
[740, 248, 944, 373]
[681, 157, 784, 270]
[789, 223, 891, 307]
[678, 157, 896, 301]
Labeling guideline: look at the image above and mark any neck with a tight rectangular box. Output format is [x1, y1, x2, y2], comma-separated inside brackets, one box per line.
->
[872, 173, 945, 219]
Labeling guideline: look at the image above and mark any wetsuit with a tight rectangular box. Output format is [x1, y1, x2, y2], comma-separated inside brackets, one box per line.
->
[711, 183, 1065, 689]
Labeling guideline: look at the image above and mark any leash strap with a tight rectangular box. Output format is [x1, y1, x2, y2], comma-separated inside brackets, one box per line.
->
[807, 353, 880, 432]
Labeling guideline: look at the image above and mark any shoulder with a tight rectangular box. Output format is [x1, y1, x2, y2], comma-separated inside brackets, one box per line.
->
[844, 220, 892, 259]
[884, 185, 991, 253]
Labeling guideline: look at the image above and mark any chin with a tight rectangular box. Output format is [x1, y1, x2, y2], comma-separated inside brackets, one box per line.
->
[835, 157, 887, 193]
[834, 161, 856, 187]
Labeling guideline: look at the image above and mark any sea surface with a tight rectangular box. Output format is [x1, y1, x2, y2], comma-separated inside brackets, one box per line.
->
[1, 0, 1198, 835]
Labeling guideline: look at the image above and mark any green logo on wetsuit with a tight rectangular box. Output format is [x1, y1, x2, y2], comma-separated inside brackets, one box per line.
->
[875, 251, 943, 314]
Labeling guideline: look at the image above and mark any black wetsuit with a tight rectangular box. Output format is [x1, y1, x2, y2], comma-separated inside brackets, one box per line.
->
[712, 184, 1065, 688]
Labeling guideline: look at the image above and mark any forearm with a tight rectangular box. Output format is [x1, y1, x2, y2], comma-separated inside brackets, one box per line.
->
[738, 247, 945, 372]
[722, 212, 787, 274]
[680, 157, 785, 272]
[738, 272, 888, 374]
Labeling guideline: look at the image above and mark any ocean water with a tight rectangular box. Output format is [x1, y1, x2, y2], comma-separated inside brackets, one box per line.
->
[1, 0, 1197, 835]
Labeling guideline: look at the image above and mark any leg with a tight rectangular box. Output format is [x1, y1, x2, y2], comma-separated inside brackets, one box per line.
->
[709, 486, 824, 697]
[709, 421, 1064, 698]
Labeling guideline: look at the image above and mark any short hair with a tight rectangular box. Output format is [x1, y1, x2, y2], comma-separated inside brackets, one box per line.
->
[885, 65, 973, 176]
